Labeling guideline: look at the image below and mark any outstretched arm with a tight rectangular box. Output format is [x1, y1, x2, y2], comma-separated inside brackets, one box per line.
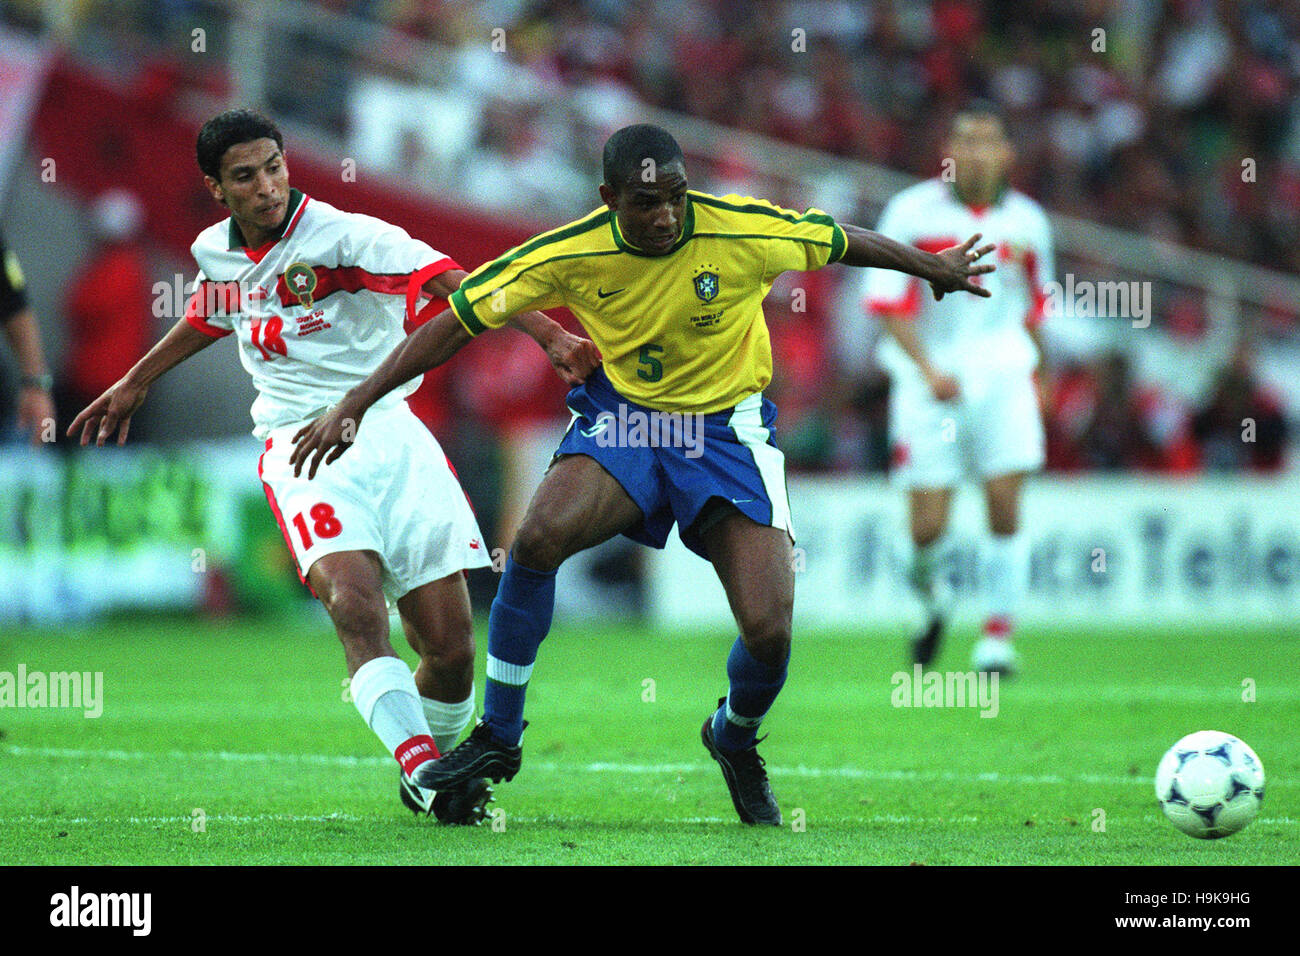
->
[289, 302, 600, 478]
[289, 269, 602, 479]
[358, 305, 472, 410]
[66, 317, 216, 446]
[507, 310, 602, 386]
[840, 225, 996, 301]
[422, 268, 600, 387]
[288, 306, 498, 478]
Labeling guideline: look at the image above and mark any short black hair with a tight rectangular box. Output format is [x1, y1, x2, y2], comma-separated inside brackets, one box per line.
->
[602, 124, 684, 190]
[196, 109, 284, 181]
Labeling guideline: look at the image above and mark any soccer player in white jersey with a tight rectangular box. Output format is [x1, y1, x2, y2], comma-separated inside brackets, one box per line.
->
[68, 110, 599, 821]
[864, 104, 1054, 674]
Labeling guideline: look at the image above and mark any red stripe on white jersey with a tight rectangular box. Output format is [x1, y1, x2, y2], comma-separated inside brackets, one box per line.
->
[184, 280, 238, 337]
[406, 256, 460, 327]
[275, 263, 425, 309]
[1023, 248, 1046, 329]
[913, 237, 961, 255]
[865, 278, 923, 319]
[258, 437, 316, 595]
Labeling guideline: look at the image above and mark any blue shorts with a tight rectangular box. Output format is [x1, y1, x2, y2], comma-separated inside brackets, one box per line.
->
[553, 368, 793, 559]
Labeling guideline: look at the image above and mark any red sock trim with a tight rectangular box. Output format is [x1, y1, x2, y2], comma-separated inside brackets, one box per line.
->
[395, 734, 441, 775]
[983, 615, 1012, 639]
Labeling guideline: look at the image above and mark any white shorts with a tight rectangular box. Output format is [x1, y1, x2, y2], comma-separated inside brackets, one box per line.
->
[258, 402, 491, 602]
[888, 370, 1045, 489]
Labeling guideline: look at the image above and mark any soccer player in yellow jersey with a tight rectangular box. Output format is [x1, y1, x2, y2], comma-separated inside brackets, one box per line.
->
[291, 124, 995, 825]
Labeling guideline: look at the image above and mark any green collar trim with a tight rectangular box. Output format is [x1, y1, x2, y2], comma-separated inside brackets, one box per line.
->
[228, 188, 305, 250]
[610, 195, 696, 257]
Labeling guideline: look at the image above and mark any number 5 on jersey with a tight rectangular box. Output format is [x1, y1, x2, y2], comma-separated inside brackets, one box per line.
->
[637, 343, 664, 382]
[251, 315, 288, 360]
[292, 503, 341, 549]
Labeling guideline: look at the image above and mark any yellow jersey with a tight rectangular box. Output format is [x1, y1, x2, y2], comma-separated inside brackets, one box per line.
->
[448, 191, 847, 413]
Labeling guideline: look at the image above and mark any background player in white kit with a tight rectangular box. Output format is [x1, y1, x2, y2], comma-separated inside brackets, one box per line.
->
[68, 110, 599, 821]
[864, 104, 1054, 674]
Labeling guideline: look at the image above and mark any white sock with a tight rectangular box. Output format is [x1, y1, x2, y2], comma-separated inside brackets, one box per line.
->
[421, 683, 476, 756]
[351, 656, 437, 774]
[908, 538, 954, 618]
[982, 532, 1028, 640]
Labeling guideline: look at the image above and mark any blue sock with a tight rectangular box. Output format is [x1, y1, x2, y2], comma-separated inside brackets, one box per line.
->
[483, 555, 556, 745]
[712, 636, 789, 751]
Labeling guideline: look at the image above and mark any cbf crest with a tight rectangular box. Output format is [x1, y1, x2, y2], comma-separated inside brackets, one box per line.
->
[284, 261, 318, 310]
[693, 265, 720, 303]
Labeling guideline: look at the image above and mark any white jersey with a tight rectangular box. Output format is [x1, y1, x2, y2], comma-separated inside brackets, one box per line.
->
[862, 178, 1054, 387]
[185, 189, 456, 438]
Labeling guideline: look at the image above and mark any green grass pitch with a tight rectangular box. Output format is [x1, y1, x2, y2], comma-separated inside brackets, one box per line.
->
[0, 614, 1295, 865]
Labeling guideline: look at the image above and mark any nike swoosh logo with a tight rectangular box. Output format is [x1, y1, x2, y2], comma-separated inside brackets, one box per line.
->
[597, 287, 626, 299]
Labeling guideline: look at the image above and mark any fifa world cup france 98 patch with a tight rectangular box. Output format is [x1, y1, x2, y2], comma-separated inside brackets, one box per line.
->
[690, 263, 724, 330]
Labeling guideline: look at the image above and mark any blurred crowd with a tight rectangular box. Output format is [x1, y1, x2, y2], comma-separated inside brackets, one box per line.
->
[372, 0, 1300, 275]
[24, 0, 1298, 272]
[2, 0, 1294, 472]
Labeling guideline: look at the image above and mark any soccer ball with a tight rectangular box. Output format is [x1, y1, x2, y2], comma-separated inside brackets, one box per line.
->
[1154, 731, 1265, 839]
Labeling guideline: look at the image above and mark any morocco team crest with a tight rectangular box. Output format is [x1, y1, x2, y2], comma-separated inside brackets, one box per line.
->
[693, 269, 719, 303]
[284, 261, 318, 310]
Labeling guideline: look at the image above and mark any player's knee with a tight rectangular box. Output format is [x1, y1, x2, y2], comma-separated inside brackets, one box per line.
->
[511, 518, 568, 572]
[738, 609, 792, 667]
[420, 616, 476, 674]
[400, 620, 421, 654]
[438, 641, 476, 678]
[321, 580, 387, 641]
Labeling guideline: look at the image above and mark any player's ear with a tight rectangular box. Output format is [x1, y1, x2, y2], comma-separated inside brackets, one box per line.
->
[203, 174, 226, 206]
[598, 182, 618, 210]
